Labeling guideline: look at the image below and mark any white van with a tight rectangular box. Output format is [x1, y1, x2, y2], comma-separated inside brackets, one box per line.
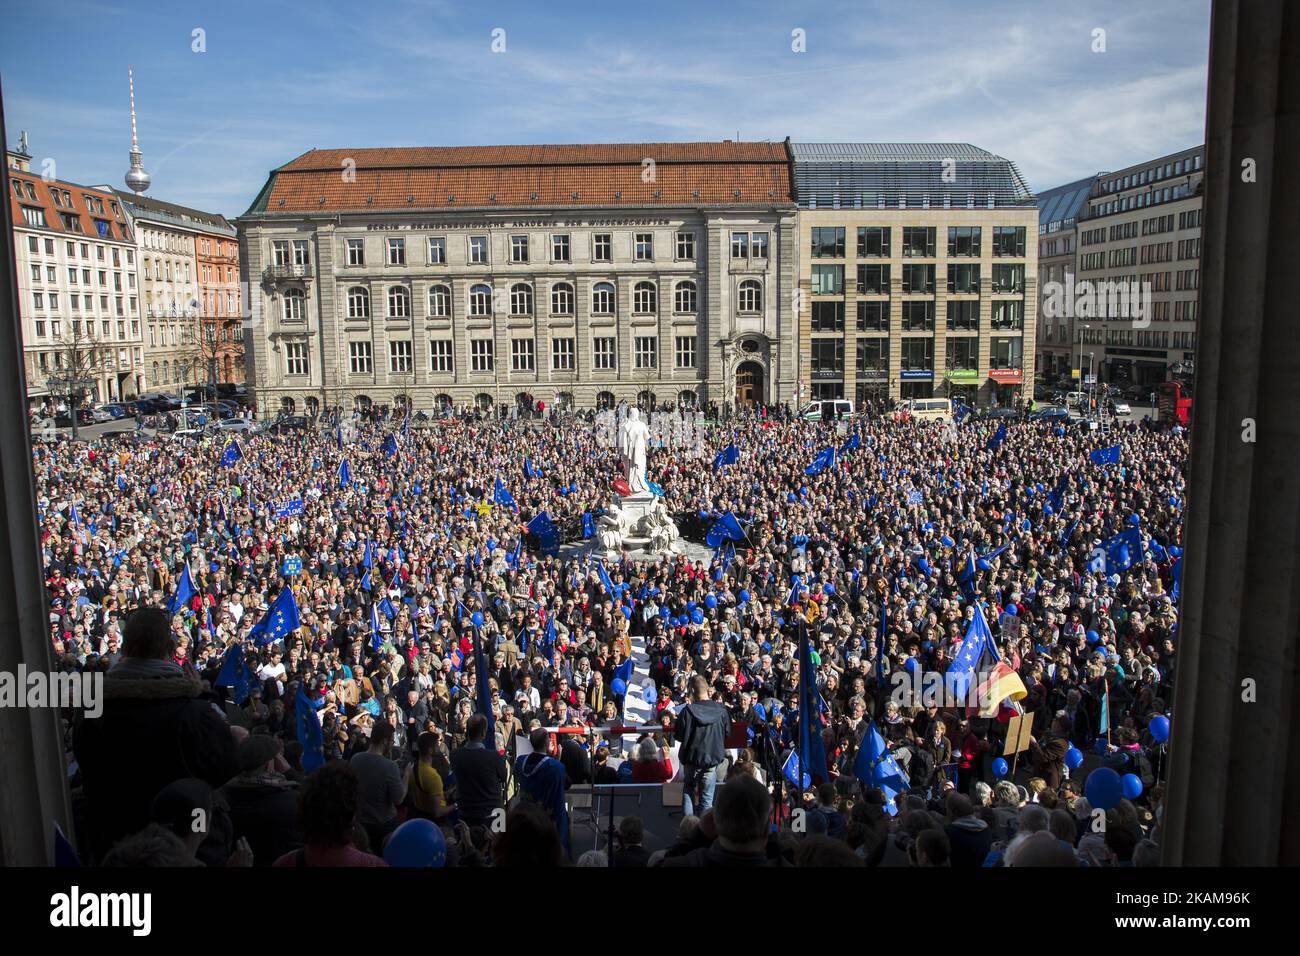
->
[905, 397, 953, 423]
[800, 399, 854, 421]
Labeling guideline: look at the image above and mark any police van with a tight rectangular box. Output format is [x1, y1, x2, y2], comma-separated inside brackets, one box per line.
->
[800, 399, 854, 421]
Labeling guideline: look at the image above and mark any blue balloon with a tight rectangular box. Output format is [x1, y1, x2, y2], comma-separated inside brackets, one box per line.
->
[611, 678, 627, 695]
[1122, 773, 1144, 800]
[823, 582, 835, 594]
[1168, 496, 1179, 507]
[992, 757, 1009, 779]
[904, 657, 919, 675]
[687, 601, 697, 612]
[1128, 513, 1141, 526]
[705, 593, 718, 609]
[1168, 546, 1182, 558]
[1094, 737, 1110, 755]
[659, 606, 671, 619]
[382, 819, 447, 868]
[941, 535, 955, 548]
[1056, 425, 1066, 436]
[1043, 504, 1053, 515]
[1004, 605, 1018, 616]
[644, 685, 657, 705]
[1065, 746, 1084, 770]
[977, 558, 992, 571]
[471, 611, 484, 628]
[621, 605, 632, 619]
[691, 608, 704, 625]
[1085, 767, 1124, 811]
[739, 590, 750, 604]
[1086, 629, 1101, 644]
[1149, 715, 1170, 743]
[1022, 518, 1032, 531]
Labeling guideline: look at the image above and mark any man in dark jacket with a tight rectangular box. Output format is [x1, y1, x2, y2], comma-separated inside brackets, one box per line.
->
[660, 775, 780, 867]
[74, 606, 240, 862]
[449, 713, 508, 831]
[1027, 716, 1072, 790]
[943, 792, 994, 867]
[219, 734, 300, 866]
[673, 676, 731, 816]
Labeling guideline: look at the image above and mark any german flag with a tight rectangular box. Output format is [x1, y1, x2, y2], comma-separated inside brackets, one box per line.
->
[974, 661, 1028, 718]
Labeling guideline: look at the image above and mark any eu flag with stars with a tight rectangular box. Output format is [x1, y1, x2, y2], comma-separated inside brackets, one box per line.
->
[839, 433, 861, 455]
[948, 604, 995, 705]
[1090, 445, 1121, 466]
[805, 446, 836, 475]
[796, 620, 829, 788]
[215, 643, 253, 706]
[987, 423, 1007, 450]
[220, 438, 243, 468]
[338, 458, 351, 489]
[249, 587, 302, 646]
[295, 685, 325, 773]
[853, 721, 910, 815]
[383, 433, 398, 458]
[527, 511, 560, 556]
[493, 478, 518, 512]
[713, 444, 739, 471]
[168, 562, 197, 616]
[1092, 526, 1144, 574]
[705, 511, 746, 549]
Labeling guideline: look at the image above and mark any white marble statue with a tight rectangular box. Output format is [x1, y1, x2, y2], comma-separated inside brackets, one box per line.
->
[617, 408, 651, 496]
[644, 499, 680, 554]
[597, 503, 632, 553]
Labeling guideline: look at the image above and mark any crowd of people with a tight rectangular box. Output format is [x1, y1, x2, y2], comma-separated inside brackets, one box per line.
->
[38, 397, 1185, 866]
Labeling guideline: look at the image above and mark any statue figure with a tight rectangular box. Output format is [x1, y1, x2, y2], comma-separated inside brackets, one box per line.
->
[597, 502, 631, 554]
[617, 408, 650, 496]
[644, 499, 680, 554]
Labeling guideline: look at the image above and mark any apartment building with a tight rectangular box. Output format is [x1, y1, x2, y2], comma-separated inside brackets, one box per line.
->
[1034, 176, 1093, 380]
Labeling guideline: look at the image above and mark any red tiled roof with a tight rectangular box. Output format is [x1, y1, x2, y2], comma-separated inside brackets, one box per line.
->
[8, 172, 133, 242]
[250, 142, 793, 214]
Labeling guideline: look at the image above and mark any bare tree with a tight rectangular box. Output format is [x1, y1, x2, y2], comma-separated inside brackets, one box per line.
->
[45, 322, 104, 441]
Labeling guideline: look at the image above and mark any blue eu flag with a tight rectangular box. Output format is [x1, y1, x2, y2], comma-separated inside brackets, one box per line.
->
[168, 562, 197, 616]
[493, 478, 518, 512]
[249, 587, 302, 646]
[338, 458, 351, 489]
[1090, 445, 1121, 466]
[1093, 526, 1144, 574]
[215, 643, 253, 705]
[987, 423, 1007, 450]
[705, 511, 746, 549]
[295, 685, 325, 773]
[853, 721, 910, 815]
[712, 444, 739, 471]
[796, 621, 829, 788]
[805, 447, 836, 475]
[220, 438, 243, 468]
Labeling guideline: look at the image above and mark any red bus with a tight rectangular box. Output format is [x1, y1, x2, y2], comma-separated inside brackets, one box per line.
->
[1157, 381, 1193, 428]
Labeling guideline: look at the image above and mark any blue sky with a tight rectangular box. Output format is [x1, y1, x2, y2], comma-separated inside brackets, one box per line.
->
[1, 0, 1210, 217]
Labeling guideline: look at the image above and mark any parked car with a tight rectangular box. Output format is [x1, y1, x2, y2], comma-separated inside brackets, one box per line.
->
[1030, 404, 1070, 421]
[88, 407, 115, 424]
[1113, 402, 1132, 416]
[976, 407, 1020, 421]
[217, 419, 259, 433]
[168, 428, 204, 442]
[268, 415, 311, 434]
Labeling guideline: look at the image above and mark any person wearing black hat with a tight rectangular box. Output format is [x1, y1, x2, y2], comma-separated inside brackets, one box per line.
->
[220, 733, 302, 866]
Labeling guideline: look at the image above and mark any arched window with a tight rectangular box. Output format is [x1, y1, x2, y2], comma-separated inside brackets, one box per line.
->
[674, 280, 697, 313]
[346, 287, 369, 320]
[469, 283, 492, 317]
[738, 279, 762, 313]
[678, 389, 699, 409]
[591, 282, 615, 316]
[428, 284, 451, 318]
[434, 393, 453, 411]
[551, 282, 574, 316]
[162, 359, 170, 382]
[151, 361, 159, 383]
[596, 390, 616, 410]
[633, 281, 656, 315]
[388, 286, 411, 318]
[283, 287, 306, 321]
[475, 392, 494, 411]
[510, 283, 533, 316]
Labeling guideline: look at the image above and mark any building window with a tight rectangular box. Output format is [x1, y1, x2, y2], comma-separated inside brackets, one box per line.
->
[857, 226, 890, 257]
[946, 300, 980, 331]
[470, 339, 494, 372]
[348, 341, 372, 374]
[675, 335, 697, 369]
[551, 337, 575, 371]
[468, 236, 489, 264]
[992, 264, 1025, 293]
[856, 300, 888, 332]
[902, 227, 935, 257]
[857, 338, 888, 376]
[900, 337, 933, 371]
[387, 238, 406, 266]
[812, 301, 845, 332]
[676, 232, 695, 260]
[634, 336, 657, 369]
[901, 264, 935, 294]
[592, 233, 612, 262]
[811, 226, 845, 258]
[551, 234, 570, 263]
[346, 238, 364, 266]
[469, 284, 492, 316]
[22, 206, 46, 227]
[347, 287, 370, 319]
[751, 232, 769, 259]
[902, 300, 935, 331]
[510, 283, 533, 316]
[292, 240, 310, 266]
[285, 342, 308, 376]
[387, 340, 412, 373]
[947, 226, 982, 257]
[550, 282, 574, 316]
[283, 288, 306, 321]
[811, 339, 844, 376]
[674, 281, 697, 314]
[430, 339, 453, 373]
[990, 301, 1023, 330]
[591, 282, 615, 316]
[990, 337, 1023, 369]
[737, 279, 762, 313]
[511, 338, 535, 372]
[992, 226, 1026, 257]
[945, 337, 978, 371]
[947, 264, 981, 294]
[510, 235, 529, 263]
[388, 286, 411, 318]
[634, 233, 654, 261]
[428, 284, 451, 318]
[856, 264, 890, 294]
[731, 232, 749, 259]
[633, 281, 657, 314]
[811, 265, 844, 295]
[424, 237, 446, 265]
[592, 337, 616, 371]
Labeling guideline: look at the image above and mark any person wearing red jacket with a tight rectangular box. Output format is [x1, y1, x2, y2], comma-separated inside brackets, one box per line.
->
[958, 718, 990, 796]
[629, 736, 674, 784]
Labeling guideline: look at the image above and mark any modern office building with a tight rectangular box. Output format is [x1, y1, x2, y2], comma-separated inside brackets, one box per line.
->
[790, 143, 1039, 409]
[236, 142, 797, 416]
[1072, 145, 1204, 390]
[6, 135, 146, 409]
[1034, 176, 1093, 380]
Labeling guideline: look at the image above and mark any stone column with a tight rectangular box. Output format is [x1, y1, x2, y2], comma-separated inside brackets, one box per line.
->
[1161, 0, 1300, 866]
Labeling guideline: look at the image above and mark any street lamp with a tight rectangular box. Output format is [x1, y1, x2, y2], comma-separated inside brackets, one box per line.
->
[46, 368, 95, 442]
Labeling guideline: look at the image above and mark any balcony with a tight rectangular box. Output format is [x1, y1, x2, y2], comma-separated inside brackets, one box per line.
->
[264, 264, 312, 281]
